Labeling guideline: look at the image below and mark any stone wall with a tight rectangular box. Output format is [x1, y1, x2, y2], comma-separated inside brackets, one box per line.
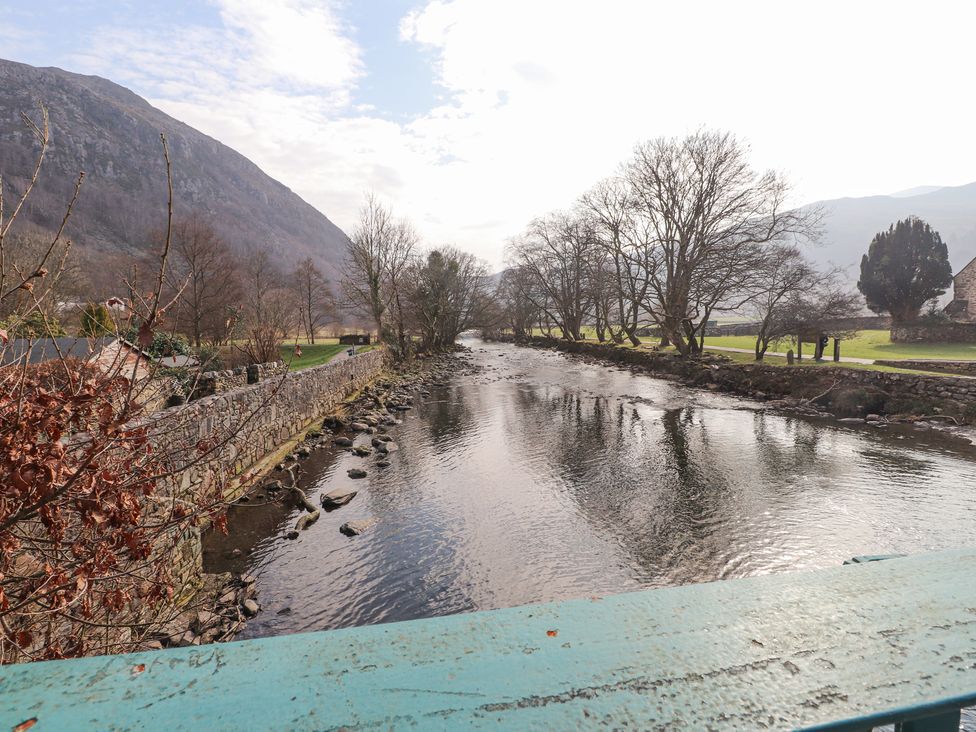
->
[187, 361, 290, 401]
[891, 322, 976, 343]
[150, 348, 388, 593]
[875, 359, 976, 376]
[496, 335, 976, 421]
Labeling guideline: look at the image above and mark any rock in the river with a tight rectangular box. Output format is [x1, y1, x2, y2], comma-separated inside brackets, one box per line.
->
[352, 445, 372, 457]
[297, 446, 312, 458]
[321, 488, 358, 508]
[371, 435, 393, 446]
[349, 421, 370, 432]
[376, 460, 391, 468]
[323, 416, 346, 431]
[334, 437, 354, 447]
[340, 518, 378, 536]
[192, 611, 220, 633]
[377, 441, 398, 454]
[242, 599, 260, 617]
[347, 468, 367, 479]
[286, 530, 300, 540]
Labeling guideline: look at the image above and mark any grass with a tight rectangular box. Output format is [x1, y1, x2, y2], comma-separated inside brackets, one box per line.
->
[528, 328, 968, 376]
[712, 349, 951, 376]
[278, 338, 353, 371]
[701, 330, 976, 361]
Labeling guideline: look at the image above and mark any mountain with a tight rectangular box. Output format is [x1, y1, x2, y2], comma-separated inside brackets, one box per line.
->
[806, 183, 976, 280]
[0, 58, 349, 281]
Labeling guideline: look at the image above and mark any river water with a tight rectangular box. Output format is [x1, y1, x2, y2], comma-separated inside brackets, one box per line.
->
[205, 337, 976, 641]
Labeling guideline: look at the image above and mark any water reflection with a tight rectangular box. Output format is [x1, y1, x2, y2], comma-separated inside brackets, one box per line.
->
[206, 338, 976, 644]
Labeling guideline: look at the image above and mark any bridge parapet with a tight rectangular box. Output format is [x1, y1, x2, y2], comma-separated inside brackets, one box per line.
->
[2, 549, 975, 730]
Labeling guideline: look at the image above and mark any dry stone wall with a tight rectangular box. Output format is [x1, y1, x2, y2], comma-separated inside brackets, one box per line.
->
[150, 349, 388, 591]
[891, 322, 976, 343]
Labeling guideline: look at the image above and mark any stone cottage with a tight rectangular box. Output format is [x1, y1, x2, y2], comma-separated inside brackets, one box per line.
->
[945, 256, 976, 322]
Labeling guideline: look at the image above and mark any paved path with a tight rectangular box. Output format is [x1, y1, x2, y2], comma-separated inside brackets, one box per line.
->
[703, 344, 876, 364]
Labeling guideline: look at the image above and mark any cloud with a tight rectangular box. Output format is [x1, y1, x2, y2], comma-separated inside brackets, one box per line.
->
[57, 0, 976, 269]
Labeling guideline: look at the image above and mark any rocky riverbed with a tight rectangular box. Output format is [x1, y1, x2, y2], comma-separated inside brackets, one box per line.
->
[154, 347, 480, 649]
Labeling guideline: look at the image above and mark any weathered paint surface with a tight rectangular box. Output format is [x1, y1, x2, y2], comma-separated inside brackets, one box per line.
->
[3, 549, 976, 730]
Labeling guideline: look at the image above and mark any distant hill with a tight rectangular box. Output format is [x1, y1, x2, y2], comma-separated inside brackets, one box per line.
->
[805, 183, 976, 280]
[0, 58, 349, 281]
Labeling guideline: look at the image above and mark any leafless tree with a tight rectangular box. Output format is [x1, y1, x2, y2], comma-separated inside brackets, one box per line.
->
[626, 130, 820, 356]
[291, 257, 333, 344]
[579, 178, 652, 346]
[495, 266, 539, 338]
[341, 194, 417, 358]
[158, 216, 242, 347]
[507, 211, 595, 341]
[236, 249, 293, 364]
[403, 247, 492, 351]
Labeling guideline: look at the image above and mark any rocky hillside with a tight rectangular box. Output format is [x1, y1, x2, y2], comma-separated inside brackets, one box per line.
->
[0, 58, 348, 277]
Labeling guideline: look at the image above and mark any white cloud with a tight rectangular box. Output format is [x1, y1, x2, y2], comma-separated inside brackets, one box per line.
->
[62, 0, 976, 269]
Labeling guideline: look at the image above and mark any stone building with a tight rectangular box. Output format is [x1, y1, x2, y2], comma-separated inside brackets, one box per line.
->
[945, 256, 976, 322]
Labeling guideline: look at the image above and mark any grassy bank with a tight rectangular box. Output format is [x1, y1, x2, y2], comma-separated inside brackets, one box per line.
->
[702, 330, 976, 361]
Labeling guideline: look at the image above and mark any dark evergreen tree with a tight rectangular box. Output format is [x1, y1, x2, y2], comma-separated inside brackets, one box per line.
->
[79, 302, 116, 337]
[857, 217, 953, 324]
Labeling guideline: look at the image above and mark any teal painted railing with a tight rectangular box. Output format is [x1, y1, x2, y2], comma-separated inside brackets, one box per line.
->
[3, 549, 976, 730]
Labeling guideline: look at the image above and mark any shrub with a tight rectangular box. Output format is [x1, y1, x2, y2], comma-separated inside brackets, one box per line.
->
[79, 302, 115, 337]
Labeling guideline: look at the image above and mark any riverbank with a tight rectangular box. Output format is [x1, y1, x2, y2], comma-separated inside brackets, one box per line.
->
[154, 347, 481, 648]
[491, 334, 976, 426]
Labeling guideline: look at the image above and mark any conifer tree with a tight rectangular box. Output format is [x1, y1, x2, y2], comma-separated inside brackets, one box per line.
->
[857, 217, 953, 323]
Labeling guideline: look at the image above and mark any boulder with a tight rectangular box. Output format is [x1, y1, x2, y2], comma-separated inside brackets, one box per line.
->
[347, 468, 367, 479]
[352, 445, 372, 457]
[334, 437, 354, 447]
[192, 611, 220, 633]
[349, 422, 370, 432]
[377, 441, 398, 454]
[321, 488, 358, 508]
[242, 599, 260, 617]
[376, 460, 392, 468]
[340, 518, 379, 536]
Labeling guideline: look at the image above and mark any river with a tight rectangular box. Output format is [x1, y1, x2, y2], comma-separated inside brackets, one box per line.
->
[204, 337, 976, 641]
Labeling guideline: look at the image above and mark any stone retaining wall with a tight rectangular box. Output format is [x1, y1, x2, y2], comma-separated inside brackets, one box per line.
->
[891, 322, 976, 343]
[495, 335, 976, 421]
[151, 348, 389, 597]
[875, 359, 976, 376]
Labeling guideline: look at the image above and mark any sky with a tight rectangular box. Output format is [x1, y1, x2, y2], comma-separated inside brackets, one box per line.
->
[2, 0, 976, 268]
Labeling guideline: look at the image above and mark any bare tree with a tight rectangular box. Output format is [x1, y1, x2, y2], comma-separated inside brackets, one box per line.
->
[341, 194, 416, 358]
[341, 193, 394, 335]
[507, 211, 595, 341]
[291, 257, 333, 344]
[627, 130, 820, 356]
[404, 247, 492, 351]
[579, 178, 651, 346]
[159, 216, 242, 347]
[236, 249, 293, 364]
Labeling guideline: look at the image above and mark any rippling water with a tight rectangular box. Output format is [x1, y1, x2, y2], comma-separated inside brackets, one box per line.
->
[204, 337, 976, 642]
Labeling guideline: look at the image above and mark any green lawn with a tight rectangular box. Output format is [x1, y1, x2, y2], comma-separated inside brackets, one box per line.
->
[280, 341, 347, 371]
[701, 330, 976, 362]
[712, 348, 953, 375]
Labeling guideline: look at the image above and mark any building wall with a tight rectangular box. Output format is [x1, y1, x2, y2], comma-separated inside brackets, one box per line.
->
[952, 263, 976, 321]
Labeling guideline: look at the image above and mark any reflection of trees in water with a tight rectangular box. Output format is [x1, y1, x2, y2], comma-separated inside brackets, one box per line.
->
[503, 382, 743, 583]
[750, 413, 937, 490]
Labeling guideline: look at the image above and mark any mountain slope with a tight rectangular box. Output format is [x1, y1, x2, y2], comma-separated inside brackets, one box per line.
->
[805, 183, 976, 279]
[0, 58, 348, 278]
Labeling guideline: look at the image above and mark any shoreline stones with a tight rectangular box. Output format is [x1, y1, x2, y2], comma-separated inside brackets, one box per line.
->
[321, 488, 358, 509]
[340, 517, 378, 536]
